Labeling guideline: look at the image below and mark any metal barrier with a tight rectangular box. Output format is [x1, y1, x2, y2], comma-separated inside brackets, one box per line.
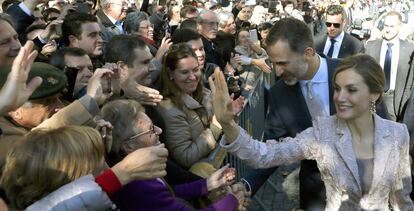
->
[224, 71, 281, 211]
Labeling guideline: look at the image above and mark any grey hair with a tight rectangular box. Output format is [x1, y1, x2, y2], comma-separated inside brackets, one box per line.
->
[217, 11, 233, 29]
[100, 0, 117, 8]
[197, 9, 215, 23]
[124, 11, 149, 34]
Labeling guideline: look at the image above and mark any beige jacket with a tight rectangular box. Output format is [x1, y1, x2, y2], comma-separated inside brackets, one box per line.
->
[222, 114, 413, 211]
[157, 88, 221, 169]
[0, 96, 99, 168]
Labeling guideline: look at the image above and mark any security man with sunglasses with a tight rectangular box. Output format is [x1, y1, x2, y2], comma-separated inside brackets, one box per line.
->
[315, 5, 364, 59]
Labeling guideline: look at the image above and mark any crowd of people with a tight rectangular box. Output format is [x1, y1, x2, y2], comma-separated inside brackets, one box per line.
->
[0, 0, 413, 210]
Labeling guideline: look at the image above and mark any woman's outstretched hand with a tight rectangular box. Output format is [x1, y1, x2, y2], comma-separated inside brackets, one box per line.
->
[208, 68, 235, 125]
[208, 68, 240, 144]
[206, 164, 236, 191]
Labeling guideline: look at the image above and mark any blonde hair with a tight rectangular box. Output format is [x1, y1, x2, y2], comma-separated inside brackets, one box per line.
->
[0, 126, 104, 209]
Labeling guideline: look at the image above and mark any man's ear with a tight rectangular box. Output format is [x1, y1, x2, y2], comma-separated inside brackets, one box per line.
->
[304, 47, 315, 59]
[197, 23, 202, 33]
[68, 35, 79, 47]
[8, 108, 22, 121]
[117, 61, 130, 82]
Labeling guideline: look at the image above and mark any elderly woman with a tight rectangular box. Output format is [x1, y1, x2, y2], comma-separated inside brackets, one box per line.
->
[102, 99, 249, 210]
[124, 11, 171, 65]
[157, 44, 244, 171]
[210, 54, 413, 210]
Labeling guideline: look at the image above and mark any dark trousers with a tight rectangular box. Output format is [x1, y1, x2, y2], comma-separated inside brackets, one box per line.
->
[244, 160, 326, 210]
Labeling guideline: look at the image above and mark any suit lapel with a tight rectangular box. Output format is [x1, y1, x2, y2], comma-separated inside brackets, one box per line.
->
[335, 119, 362, 192]
[372, 39, 382, 61]
[369, 115, 393, 193]
[281, 83, 313, 131]
[325, 56, 340, 114]
[395, 40, 413, 116]
[338, 34, 349, 58]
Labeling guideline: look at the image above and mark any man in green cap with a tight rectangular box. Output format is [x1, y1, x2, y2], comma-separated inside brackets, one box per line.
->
[0, 48, 113, 168]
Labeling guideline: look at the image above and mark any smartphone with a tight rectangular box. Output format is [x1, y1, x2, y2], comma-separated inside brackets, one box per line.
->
[249, 29, 259, 42]
[106, 77, 112, 94]
[55, 24, 63, 37]
[62, 66, 80, 102]
[158, 0, 167, 6]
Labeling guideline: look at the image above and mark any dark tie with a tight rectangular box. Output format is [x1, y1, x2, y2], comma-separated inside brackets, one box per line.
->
[384, 43, 393, 91]
[326, 39, 336, 58]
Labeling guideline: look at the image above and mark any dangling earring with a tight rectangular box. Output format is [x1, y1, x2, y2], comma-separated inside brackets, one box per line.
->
[370, 100, 376, 114]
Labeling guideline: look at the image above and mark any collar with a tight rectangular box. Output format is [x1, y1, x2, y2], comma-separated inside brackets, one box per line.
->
[105, 12, 120, 25]
[382, 37, 399, 46]
[181, 88, 211, 110]
[332, 31, 345, 43]
[335, 113, 390, 137]
[300, 54, 328, 85]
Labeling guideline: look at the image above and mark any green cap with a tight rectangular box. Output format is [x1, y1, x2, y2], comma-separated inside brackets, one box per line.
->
[0, 62, 67, 100]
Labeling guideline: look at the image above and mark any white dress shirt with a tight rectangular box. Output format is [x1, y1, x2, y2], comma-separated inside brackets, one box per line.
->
[379, 38, 400, 91]
[300, 55, 330, 115]
[323, 31, 345, 59]
[106, 13, 125, 34]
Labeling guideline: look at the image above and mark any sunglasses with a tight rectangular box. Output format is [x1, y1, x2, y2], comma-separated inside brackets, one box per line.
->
[325, 22, 341, 28]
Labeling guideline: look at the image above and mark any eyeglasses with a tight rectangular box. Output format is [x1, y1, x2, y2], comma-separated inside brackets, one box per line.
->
[128, 124, 158, 140]
[325, 22, 341, 28]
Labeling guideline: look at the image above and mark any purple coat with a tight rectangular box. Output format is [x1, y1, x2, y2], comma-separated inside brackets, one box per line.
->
[112, 179, 238, 211]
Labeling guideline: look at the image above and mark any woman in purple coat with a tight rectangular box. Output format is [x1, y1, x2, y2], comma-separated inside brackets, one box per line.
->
[102, 99, 250, 211]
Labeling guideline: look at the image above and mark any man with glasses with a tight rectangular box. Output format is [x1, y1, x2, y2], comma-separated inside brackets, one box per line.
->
[197, 10, 225, 71]
[315, 5, 364, 59]
[97, 0, 128, 42]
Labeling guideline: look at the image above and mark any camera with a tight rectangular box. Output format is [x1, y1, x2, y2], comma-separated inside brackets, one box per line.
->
[349, 19, 371, 41]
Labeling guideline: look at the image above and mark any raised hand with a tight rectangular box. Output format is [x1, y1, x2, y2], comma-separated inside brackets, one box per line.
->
[206, 164, 236, 191]
[87, 68, 114, 105]
[40, 19, 64, 41]
[252, 58, 272, 73]
[230, 94, 245, 116]
[155, 37, 172, 62]
[208, 69, 240, 144]
[111, 144, 169, 185]
[208, 69, 235, 125]
[123, 82, 163, 106]
[0, 41, 42, 114]
[95, 119, 113, 153]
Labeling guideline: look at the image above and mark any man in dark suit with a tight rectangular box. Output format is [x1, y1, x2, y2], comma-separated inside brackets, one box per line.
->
[366, 11, 414, 121]
[197, 10, 226, 71]
[96, 0, 128, 42]
[314, 5, 364, 59]
[243, 17, 388, 210]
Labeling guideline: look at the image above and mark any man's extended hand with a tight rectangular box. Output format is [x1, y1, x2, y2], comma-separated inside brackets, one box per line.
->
[87, 68, 114, 105]
[111, 144, 168, 185]
[123, 82, 163, 106]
